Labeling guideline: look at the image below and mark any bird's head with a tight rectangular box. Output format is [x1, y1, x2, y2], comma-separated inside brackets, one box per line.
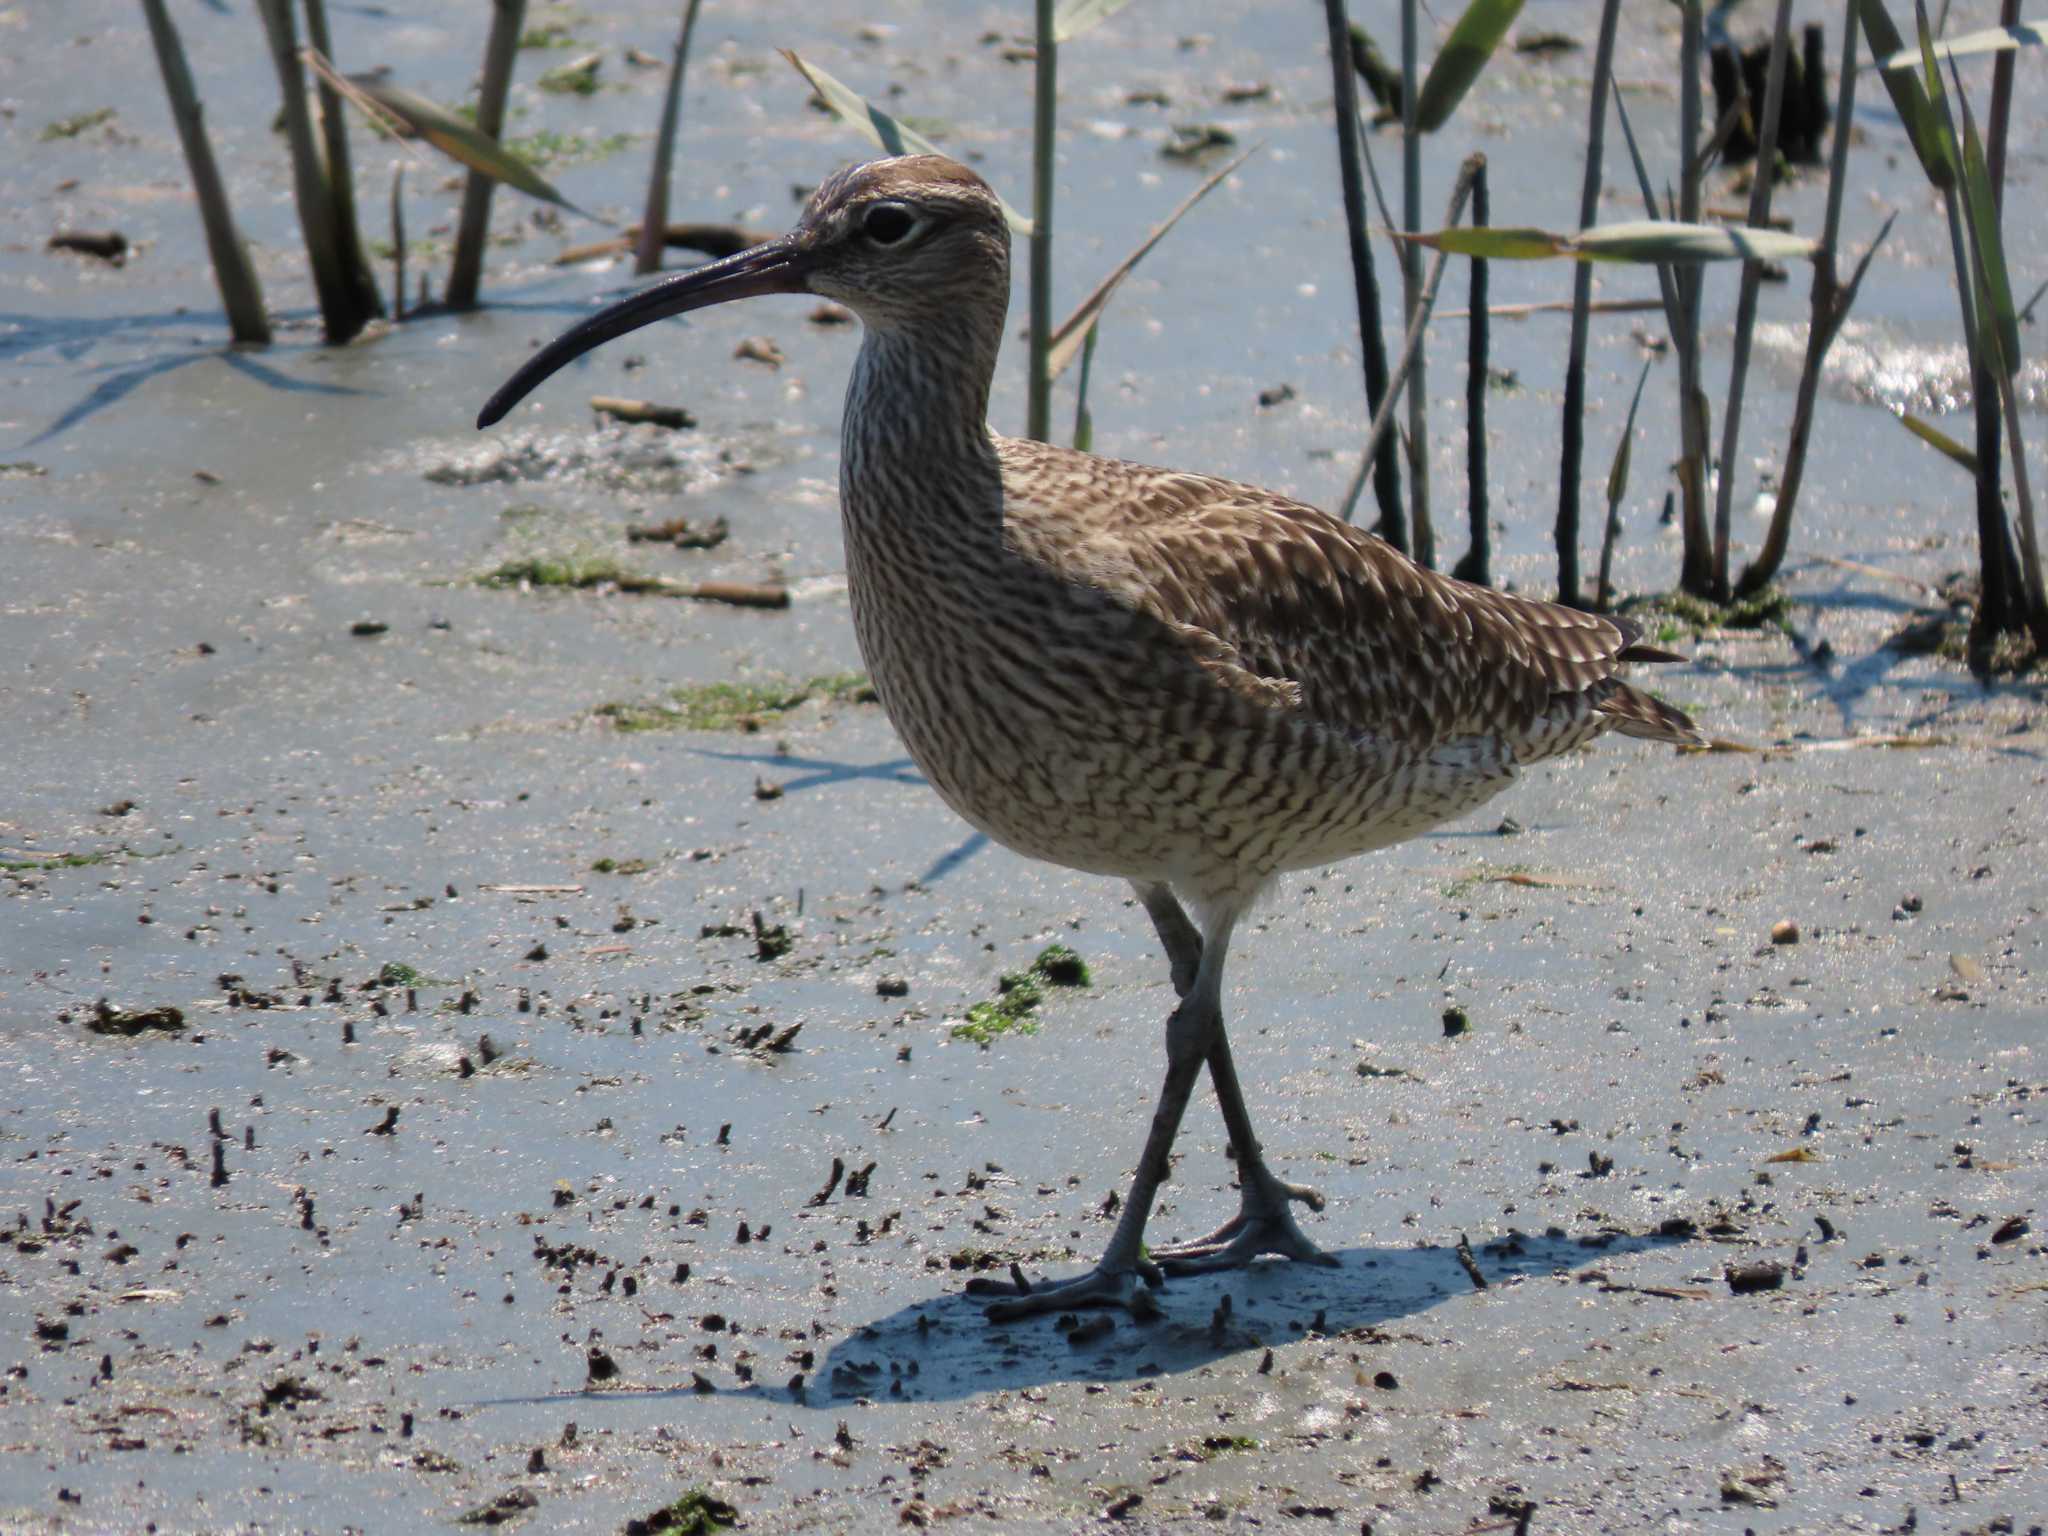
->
[476, 154, 1010, 429]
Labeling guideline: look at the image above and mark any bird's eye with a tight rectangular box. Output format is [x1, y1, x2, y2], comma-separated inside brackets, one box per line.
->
[861, 202, 921, 246]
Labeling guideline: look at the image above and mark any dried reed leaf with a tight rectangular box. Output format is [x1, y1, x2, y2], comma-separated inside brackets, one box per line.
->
[782, 50, 1033, 236]
[349, 79, 587, 215]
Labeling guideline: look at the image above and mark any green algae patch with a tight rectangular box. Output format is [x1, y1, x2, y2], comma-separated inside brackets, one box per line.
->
[1624, 586, 1792, 638]
[480, 555, 641, 590]
[598, 673, 874, 733]
[624, 1489, 738, 1536]
[950, 943, 1091, 1046]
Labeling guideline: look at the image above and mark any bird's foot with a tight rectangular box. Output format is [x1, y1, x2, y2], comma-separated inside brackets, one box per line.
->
[1149, 1174, 1339, 1274]
[967, 1258, 1165, 1322]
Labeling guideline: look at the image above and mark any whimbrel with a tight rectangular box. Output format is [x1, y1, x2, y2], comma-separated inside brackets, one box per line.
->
[479, 155, 1700, 1320]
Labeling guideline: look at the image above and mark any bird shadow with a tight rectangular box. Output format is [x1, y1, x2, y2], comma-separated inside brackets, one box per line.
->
[467, 1226, 1693, 1418]
[690, 745, 991, 883]
[795, 1226, 1693, 1404]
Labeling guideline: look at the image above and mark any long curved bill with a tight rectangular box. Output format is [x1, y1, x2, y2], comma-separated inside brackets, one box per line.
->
[475, 237, 810, 429]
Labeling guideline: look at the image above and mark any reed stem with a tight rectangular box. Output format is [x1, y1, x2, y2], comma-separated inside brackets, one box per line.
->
[255, 0, 371, 342]
[1676, 1, 1713, 596]
[1026, 0, 1057, 442]
[1709, 0, 1793, 599]
[1555, 0, 1624, 607]
[1321, 0, 1403, 549]
[637, 0, 705, 276]
[1452, 156, 1490, 587]
[139, 0, 270, 344]
[1341, 157, 1482, 521]
[1399, 0, 1431, 567]
[302, 0, 384, 321]
[1739, 7, 1873, 596]
[446, 0, 528, 312]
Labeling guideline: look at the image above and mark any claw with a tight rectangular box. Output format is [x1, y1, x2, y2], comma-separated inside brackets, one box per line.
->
[971, 1263, 1164, 1322]
[1149, 1169, 1338, 1273]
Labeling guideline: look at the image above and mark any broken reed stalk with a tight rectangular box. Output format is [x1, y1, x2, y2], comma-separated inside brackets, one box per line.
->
[1341, 156, 1482, 522]
[1738, 5, 1870, 597]
[1399, 0, 1431, 568]
[1554, 0, 1624, 608]
[636, 0, 705, 276]
[1595, 359, 1654, 612]
[138, 0, 270, 344]
[1025, 0, 1057, 442]
[1708, 0, 1794, 599]
[301, 0, 384, 323]
[1321, 0, 1404, 550]
[1071, 320, 1098, 453]
[1675, 0, 1714, 597]
[1451, 156, 1490, 587]
[446, 0, 528, 312]
[254, 0, 372, 342]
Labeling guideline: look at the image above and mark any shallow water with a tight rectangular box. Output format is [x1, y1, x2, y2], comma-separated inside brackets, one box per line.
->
[4, 2, 2045, 1532]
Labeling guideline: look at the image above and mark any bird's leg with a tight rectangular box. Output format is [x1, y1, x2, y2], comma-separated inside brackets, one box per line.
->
[975, 907, 1238, 1321]
[1133, 884, 1336, 1274]
[1134, 880, 1203, 999]
[1148, 1022, 1338, 1272]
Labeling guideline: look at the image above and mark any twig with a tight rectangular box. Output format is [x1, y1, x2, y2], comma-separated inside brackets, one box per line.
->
[1555, 0, 1625, 607]
[447, 0, 528, 311]
[1322, 0, 1404, 547]
[1454, 1233, 1489, 1290]
[139, 0, 269, 344]
[1340, 157, 1482, 522]
[1710, 0, 1795, 598]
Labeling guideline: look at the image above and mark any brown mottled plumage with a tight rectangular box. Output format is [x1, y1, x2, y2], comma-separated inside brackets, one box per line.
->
[479, 154, 1700, 1322]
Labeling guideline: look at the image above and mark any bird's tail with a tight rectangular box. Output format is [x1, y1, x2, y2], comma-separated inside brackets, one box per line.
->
[1597, 679, 1703, 746]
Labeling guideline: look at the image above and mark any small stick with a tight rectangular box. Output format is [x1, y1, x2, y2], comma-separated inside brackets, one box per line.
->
[591, 395, 694, 428]
[807, 1156, 845, 1207]
[1454, 1233, 1489, 1289]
